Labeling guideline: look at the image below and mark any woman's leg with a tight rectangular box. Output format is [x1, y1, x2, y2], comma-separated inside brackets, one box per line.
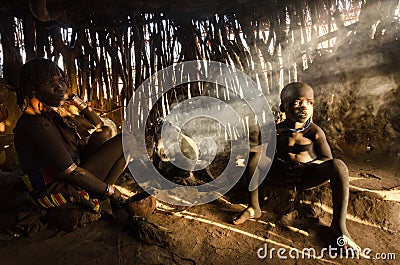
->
[87, 126, 113, 151]
[80, 134, 128, 184]
[79, 126, 113, 161]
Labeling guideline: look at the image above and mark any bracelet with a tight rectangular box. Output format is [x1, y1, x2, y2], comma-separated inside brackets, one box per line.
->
[69, 94, 88, 111]
[61, 163, 77, 176]
[105, 184, 115, 196]
[77, 101, 88, 111]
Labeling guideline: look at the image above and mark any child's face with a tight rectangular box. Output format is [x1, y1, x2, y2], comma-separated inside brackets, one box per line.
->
[35, 75, 67, 107]
[282, 85, 314, 123]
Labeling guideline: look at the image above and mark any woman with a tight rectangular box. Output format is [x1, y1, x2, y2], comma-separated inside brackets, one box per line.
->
[14, 58, 127, 212]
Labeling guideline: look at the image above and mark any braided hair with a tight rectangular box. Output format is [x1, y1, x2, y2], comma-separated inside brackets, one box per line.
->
[17, 58, 66, 109]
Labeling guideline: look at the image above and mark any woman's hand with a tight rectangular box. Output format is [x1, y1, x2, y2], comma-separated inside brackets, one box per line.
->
[54, 106, 71, 117]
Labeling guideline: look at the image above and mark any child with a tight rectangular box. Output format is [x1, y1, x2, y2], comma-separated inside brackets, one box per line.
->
[233, 82, 359, 249]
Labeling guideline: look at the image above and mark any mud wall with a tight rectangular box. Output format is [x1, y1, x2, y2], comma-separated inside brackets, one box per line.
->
[0, 81, 21, 170]
[303, 40, 400, 164]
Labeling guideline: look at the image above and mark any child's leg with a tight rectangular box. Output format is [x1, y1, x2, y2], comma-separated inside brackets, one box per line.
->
[233, 151, 262, 225]
[298, 159, 350, 238]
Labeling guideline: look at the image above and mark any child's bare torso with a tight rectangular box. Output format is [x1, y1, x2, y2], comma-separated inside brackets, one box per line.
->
[276, 122, 319, 164]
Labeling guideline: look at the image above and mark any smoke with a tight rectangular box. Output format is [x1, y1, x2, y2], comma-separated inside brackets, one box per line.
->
[312, 69, 400, 159]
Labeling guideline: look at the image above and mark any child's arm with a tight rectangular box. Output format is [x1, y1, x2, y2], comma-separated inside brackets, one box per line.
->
[312, 126, 333, 164]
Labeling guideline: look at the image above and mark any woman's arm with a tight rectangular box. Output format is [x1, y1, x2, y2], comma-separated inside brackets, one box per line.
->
[29, 116, 76, 172]
[29, 116, 120, 198]
[68, 94, 104, 129]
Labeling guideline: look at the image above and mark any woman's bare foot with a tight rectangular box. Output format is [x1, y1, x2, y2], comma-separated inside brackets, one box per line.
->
[233, 207, 262, 225]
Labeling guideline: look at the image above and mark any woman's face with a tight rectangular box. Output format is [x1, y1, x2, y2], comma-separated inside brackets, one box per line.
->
[35, 75, 67, 107]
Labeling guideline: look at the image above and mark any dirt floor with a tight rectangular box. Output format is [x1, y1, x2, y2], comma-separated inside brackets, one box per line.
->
[0, 151, 399, 265]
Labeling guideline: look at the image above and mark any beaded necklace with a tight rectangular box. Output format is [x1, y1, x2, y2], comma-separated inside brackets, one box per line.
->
[284, 118, 311, 133]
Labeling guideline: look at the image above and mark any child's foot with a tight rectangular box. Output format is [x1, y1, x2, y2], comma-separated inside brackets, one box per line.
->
[335, 234, 361, 253]
[330, 227, 362, 255]
[232, 207, 262, 225]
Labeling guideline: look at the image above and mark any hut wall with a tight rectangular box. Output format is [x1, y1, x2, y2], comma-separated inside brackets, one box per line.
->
[0, 0, 399, 168]
[305, 40, 400, 163]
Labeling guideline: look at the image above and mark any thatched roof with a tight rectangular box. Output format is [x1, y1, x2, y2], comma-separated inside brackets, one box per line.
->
[2, 0, 275, 24]
[0, 0, 399, 164]
[0, 0, 399, 120]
